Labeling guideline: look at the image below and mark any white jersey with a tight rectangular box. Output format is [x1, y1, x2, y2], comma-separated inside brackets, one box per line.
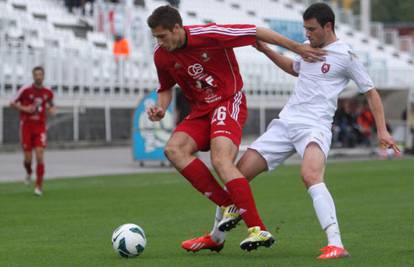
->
[279, 40, 374, 131]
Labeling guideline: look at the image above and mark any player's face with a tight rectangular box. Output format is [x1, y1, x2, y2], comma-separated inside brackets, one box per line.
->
[304, 18, 330, 48]
[32, 70, 44, 86]
[151, 24, 181, 51]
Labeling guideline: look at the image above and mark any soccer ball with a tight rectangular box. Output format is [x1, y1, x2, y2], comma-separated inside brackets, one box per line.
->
[111, 223, 146, 257]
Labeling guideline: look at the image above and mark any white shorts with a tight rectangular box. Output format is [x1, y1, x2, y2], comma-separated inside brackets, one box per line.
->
[249, 119, 332, 170]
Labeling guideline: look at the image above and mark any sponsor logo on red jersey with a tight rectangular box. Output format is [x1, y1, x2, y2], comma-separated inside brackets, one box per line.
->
[187, 63, 204, 77]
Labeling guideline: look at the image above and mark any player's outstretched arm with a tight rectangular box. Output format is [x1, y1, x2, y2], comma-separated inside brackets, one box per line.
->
[146, 89, 172, 121]
[256, 27, 325, 62]
[365, 89, 400, 153]
[254, 41, 298, 77]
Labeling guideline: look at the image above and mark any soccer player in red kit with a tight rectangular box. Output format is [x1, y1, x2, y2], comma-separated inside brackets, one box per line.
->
[10, 66, 55, 196]
[146, 5, 324, 251]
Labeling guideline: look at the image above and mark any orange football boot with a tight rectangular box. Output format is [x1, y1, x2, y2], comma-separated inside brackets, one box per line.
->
[317, 245, 350, 259]
[181, 234, 224, 253]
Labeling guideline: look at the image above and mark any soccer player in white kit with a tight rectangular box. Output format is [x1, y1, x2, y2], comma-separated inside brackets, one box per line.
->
[182, 2, 399, 259]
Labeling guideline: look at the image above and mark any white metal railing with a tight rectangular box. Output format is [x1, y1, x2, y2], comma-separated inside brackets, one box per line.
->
[2, 43, 414, 107]
[0, 44, 159, 106]
[2, 0, 414, 110]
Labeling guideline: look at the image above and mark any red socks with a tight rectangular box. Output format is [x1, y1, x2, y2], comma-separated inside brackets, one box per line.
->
[180, 160, 266, 230]
[180, 159, 232, 207]
[26, 162, 44, 189]
[35, 163, 44, 188]
[225, 178, 266, 230]
[24, 161, 32, 176]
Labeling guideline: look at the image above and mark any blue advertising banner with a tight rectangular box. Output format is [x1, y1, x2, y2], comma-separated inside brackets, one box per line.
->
[132, 90, 174, 162]
[268, 19, 306, 45]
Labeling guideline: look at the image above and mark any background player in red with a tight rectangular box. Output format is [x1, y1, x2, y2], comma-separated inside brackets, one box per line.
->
[10, 66, 55, 196]
[146, 5, 324, 251]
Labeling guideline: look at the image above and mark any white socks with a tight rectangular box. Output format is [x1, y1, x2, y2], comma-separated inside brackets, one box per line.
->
[325, 223, 343, 248]
[209, 206, 226, 244]
[210, 183, 343, 247]
[308, 182, 343, 248]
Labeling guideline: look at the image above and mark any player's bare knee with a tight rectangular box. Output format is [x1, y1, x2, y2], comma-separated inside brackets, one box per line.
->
[36, 157, 44, 164]
[211, 155, 231, 174]
[301, 170, 322, 188]
[24, 152, 32, 161]
[210, 156, 224, 171]
[164, 144, 181, 162]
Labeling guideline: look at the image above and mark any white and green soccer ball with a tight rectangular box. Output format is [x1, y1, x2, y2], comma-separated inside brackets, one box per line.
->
[112, 223, 146, 258]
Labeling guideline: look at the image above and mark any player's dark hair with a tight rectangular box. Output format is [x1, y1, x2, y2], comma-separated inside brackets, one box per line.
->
[32, 66, 44, 74]
[303, 3, 335, 31]
[147, 5, 183, 31]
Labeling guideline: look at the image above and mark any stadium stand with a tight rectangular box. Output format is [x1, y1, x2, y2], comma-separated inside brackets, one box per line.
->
[0, 0, 413, 149]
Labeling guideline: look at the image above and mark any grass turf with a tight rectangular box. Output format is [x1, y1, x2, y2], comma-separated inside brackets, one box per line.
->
[0, 158, 413, 267]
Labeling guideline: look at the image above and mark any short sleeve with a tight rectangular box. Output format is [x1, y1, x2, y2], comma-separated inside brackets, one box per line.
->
[292, 41, 310, 74]
[346, 52, 374, 93]
[11, 86, 26, 103]
[188, 24, 256, 49]
[156, 68, 176, 92]
[292, 55, 301, 74]
[154, 53, 176, 92]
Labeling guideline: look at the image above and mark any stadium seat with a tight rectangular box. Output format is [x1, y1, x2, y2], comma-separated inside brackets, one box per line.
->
[0, 0, 413, 108]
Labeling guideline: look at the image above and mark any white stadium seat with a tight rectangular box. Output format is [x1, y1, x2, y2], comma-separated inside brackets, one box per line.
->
[0, 0, 413, 109]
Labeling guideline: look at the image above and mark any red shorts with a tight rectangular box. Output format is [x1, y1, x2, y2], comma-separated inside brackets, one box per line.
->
[175, 92, 247, 151]
[20, 121, 47, 151]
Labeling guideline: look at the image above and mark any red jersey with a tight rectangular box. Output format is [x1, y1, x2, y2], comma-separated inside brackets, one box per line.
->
[154, 23, 256, 118]
[11, 84, 54, 124]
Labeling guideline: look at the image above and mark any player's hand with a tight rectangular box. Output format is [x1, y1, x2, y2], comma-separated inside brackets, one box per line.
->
[146, 105, 165, 121]
[47, 106, 56, 116]
[378, 130, 400, 154]
[253, 40, 271, 53]
[298, 44, 326, 62]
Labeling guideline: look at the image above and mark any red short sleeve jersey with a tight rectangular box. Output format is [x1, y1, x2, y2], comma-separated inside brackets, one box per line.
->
[11, 84, 54, 124]
[154, 23, 256, 118]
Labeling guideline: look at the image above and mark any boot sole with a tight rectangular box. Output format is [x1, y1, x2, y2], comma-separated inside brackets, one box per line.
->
[218, 216, 242, 232]
[184, 243, 225, 253]
[240, 237, 275, 251]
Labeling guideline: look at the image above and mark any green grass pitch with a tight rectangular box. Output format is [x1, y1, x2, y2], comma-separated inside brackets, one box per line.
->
[0, 159, 413, 267]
